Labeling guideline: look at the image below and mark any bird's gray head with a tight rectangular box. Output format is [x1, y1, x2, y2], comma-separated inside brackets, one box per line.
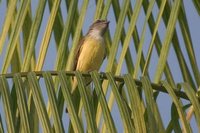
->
[87, 19, 109, 37]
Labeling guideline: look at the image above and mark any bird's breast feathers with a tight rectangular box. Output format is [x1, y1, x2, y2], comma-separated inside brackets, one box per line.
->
[76, 37, 105, 72]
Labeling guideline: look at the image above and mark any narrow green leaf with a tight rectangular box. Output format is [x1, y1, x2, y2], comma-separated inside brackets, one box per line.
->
[178, 4, 200, 86]
[90, 71, 117, 133]
[0, 114, 4, 133]
[142, 0, 167, 75]
[116, 0, 142, 75]
[35, 0, 61, 71]
[43, 72, 64, 133]
[13, 74, 31, 133]
[100, 2, 133, 127]
[106, 0, 129, 72]
[47, 0, 64, 47]
[65, 0, 82, 39]
[181, 83, 200, 129]
[58, 71, 84, 132]
[46, 0, 78, 120]
[154, 0, 182, 83]
[11, 40, 22, 73]
[75, 71, 98, 133]
[101, 0, 112, 19]
[27, 72, 52, 133]
[156, 0, 196, 92]
[28, 90, 39, 133]
[106, 72, 134, 132]
[22, 3, 32, 48]
[156, 0, 196, 88]
[192, 0, 200, 16]
[133, 0, 154, 78]
[94, 0, 104, 19]
[166, 103, 182, 133]
[54, 0, 78, 71]
[141, 77, 165, 132]
[111, 0, 135, 75]
[0, 0, 17, 54]
[124, 74, 146, 133]
[1, 0, 30, 73]
[22, 0, 46, 72]
[48, 0, 79, 119]
[0, 76, 15, 133]
[162, 81, 192, 132]
[95, 1, 114, 129]
[65, 0, 89, 71]
[143, 0, 175, 86]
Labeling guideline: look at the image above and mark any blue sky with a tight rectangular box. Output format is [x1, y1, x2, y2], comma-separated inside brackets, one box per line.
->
[0, 0, 200, 132]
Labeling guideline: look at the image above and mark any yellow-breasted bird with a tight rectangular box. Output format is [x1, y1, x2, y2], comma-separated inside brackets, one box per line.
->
[72, 19, 109, 92]
[66, 20, 109, 113]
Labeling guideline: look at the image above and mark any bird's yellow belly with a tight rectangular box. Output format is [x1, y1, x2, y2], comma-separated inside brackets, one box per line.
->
[76, 38, 105, 72]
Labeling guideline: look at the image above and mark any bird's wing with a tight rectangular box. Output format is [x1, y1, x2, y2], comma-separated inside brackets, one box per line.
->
[73, 37, 85, 71]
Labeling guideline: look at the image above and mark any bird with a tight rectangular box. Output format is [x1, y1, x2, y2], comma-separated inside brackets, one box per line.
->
[72, 19, 109, 92]
[66, 20, 109, 113]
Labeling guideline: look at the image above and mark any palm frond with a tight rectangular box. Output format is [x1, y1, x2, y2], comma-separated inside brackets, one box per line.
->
[0, 71, 199, 132]
[0, 0, 200, 132]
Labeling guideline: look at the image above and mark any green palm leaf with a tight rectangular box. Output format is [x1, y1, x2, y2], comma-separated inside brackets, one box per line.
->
[0, 0, 200, 132]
